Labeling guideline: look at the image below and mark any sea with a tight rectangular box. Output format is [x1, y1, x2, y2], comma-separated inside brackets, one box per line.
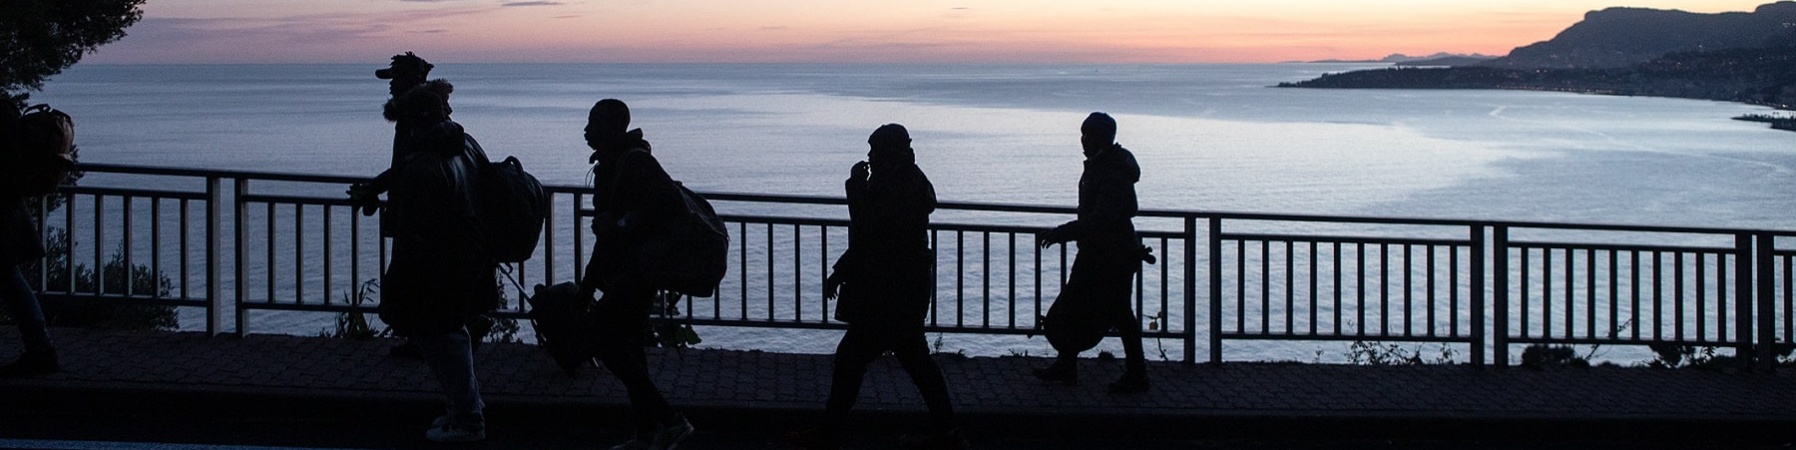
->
[27, 63, 1796, 363]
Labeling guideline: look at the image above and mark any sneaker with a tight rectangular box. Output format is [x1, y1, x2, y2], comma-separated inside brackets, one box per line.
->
[424, 422, 485, 443]
[900, 428, 968, 450]
[0, 351, 59, 378]
[1107, 371, 1149, 394]
[608, 439, 649, 450]
[785, 425, 841, 450]
[650, 416, 694, 450]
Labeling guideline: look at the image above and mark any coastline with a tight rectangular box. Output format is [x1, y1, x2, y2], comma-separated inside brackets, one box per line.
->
[1278, 65, 1796, 131]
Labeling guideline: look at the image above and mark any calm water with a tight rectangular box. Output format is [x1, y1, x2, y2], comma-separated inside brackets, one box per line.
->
[28, 63, 1796, 361]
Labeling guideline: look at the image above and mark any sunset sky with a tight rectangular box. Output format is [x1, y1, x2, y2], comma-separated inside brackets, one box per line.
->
[84, 0, 1778, 64]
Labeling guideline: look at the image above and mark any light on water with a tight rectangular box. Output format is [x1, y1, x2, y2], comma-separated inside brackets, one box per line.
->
[29, 63, 1796, 363]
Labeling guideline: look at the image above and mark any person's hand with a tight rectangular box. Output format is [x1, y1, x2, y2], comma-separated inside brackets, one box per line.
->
[823, 272, 844, 301]
[1036, 228, 1063, 249]
[850, 161, 870, 182]
[347, 183, 381, 216]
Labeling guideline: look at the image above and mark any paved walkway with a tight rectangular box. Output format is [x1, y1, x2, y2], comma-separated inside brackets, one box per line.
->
[1, 327, 1794, 443]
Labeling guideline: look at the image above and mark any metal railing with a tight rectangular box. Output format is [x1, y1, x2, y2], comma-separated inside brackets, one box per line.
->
[32, 163, 1796, 367]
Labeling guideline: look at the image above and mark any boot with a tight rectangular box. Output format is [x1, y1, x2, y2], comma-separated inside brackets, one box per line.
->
[0, 349, 59, 378]
[1031, 357, 1077, 385]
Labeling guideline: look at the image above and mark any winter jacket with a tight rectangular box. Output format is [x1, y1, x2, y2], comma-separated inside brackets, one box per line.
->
[377, 120, 497, 337]
[582, 129, 684, 290]
[1049, 144, 1140, 251]
[830, 161, 937, 326]
[0, 196, 44, 266]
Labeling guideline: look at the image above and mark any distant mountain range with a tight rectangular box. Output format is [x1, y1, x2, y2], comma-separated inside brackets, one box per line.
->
[1283, 1, 1796, 126]
[1484, 2, 1796, 69]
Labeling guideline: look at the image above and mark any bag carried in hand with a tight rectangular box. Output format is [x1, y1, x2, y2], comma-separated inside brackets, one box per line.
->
[462, 136, 548, 263]
[526, 282, 598, 376]
[6, 104, 77, 197]
[634, 183, 729, 297]
[1042, 292, 1111, 353]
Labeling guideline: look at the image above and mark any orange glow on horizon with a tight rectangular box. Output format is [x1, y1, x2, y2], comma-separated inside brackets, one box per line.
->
[86, 0, 1782, 64]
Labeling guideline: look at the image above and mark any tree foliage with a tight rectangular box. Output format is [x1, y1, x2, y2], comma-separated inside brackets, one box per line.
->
[0, 0, 145, 105]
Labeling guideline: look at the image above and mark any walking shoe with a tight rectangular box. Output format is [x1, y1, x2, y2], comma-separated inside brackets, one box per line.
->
[424, 422, 485, 443]
[1030, 362, 1076, 386]
[0, 350, 59, 378]
[608, 439, 649, 450]
[650, 415, 694, 450]
[785, 425, 841, 450]
[1107, 371, 1149, 394]
[900, 428, 969, 450]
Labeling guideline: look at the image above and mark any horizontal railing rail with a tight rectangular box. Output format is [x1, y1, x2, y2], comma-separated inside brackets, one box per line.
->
[29, 163, 1795, 368]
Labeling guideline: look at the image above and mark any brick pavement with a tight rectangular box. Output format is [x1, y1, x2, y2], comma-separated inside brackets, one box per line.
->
[1, 327, 1794, 441]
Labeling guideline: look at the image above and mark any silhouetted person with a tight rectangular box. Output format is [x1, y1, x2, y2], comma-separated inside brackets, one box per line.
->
[788, 124, 966, 450]
[580, 98, 694, 450]
[368, 87, 495, 442]
[349, 53, 493, 358]
[1033, 112, 1150, 394]
[0, 101, 66, 378]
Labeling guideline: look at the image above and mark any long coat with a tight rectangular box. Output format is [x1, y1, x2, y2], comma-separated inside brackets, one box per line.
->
[377, 120, 498, 337]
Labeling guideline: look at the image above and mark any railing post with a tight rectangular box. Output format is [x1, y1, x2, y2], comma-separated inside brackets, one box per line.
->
[1183, 216, 1198, 365]
[234, 178, 250, 336]
[1470, 225, 1485, 367]
[1493, 226, 1509, 367]
[543, 191, 555, 286]
[1757, 232, 1777, 372]
[1208, 216, 1223, 365]
[205, 177, 223, 336]
[1735, 233, 1754, 371]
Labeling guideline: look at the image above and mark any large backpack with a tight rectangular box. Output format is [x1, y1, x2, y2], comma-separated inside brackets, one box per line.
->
[462, 135, 548, 263]
[633, 182, 730, 297]
[5, 105, 76, 197]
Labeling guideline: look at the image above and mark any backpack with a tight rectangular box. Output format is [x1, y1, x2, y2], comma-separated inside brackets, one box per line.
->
[633, 182, 730, 297]
[6, 104, 76, 197]
[526, 282, 598, 375]
[461, 135, 548, 263]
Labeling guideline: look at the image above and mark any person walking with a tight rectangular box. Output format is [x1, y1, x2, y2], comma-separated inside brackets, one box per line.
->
[788, 124, 966, 450]
[581, 98, 695, 450]
[0, 101, 70, 378]
[367, 87, 495, 442]
[1033, 112, 1151, 394]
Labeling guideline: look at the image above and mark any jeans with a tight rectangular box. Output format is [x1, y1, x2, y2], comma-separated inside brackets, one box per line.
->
[412, 326, 485, 429]
[1, 265, 51, 355]
[825, 323, 957, 433]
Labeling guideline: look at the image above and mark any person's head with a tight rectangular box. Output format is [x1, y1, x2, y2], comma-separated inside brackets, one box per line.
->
[1080, 112, 1117, 158]
[585, 99, 631, 149]
[377, 52, 434, 98]
[866, 123, 914, 171]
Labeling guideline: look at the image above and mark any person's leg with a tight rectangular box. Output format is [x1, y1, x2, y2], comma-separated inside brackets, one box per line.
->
[0, 264, 56, 377]
[823, 325, 885, 422]
[890, 329, 956, 434]
[0, 265, 50, 354]
[1099, 260, 1149, 393]
[412, 326, 485, 439]
[592, 282, 678, 438]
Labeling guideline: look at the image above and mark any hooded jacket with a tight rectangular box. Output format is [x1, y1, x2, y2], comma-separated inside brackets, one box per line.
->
[582, 129, 684, 288]
[377, 119, 495, 337]
[1052, 143, 1140, 250]
[830, 150, 937, 326]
